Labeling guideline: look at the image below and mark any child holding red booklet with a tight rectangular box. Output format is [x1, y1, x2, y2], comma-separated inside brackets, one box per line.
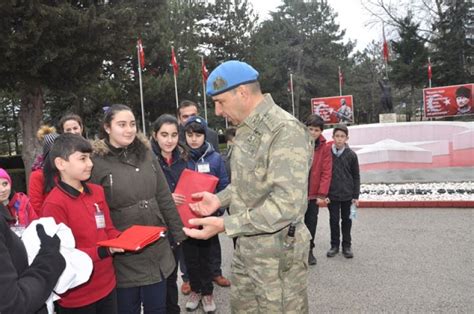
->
[182, 116, 229, 313]
[42, 133, 123, 313]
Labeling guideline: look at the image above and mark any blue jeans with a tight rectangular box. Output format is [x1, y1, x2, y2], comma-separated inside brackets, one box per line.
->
[117, 281, 167, 314]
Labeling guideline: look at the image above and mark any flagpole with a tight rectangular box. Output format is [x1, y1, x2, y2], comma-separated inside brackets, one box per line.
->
[137, 43, 146, 134]
[290, 73, 295, 116]
[173, 74, 179, 109]
[338, 66, 342, 96]
[202, 56, 208, 121]
[428, 57, 432, 88]
[172, 46, 179, 109]
[383, 23, 390, 80]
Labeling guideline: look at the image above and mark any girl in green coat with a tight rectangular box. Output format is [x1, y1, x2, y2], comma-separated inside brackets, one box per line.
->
[90, 104, 186, 314]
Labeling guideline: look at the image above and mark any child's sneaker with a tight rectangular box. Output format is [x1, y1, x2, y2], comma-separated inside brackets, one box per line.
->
[185, 292, 201, 311]
[202, 294, 216, 313]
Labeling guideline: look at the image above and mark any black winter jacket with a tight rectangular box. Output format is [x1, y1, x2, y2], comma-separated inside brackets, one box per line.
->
[0, 207, 65, 313]
[328, 146, 361, 201]
[151, 139, 188, 193]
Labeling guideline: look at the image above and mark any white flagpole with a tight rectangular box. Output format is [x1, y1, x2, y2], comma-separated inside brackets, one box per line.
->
[338, 66, 342, 96]
[137, 45, 146, 134]
[172, 46, 179, 109]
[290, 73, 295, 116]
[428, 57, 432, 88]
[173, 73, 179, 109]
[202, 56, 208, 121]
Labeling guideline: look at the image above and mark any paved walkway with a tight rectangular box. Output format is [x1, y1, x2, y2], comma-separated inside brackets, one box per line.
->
[178, 207, 473, 313]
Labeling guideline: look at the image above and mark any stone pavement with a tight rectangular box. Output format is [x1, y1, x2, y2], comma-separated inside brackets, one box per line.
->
[178, 207, 473, 313]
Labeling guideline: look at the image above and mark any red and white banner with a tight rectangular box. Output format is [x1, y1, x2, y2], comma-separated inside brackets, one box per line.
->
[311, 95, 354, 124]
[382, 25, 389, 62]
[171, 46, 179, 76]
[423, 83, 473, 118]
[137, 38, 145, 69]
[201, 57, 209, 83]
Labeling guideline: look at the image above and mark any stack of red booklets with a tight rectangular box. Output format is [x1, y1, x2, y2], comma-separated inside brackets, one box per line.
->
[174, 169, 219, 228]
[97, 225, 167, 251]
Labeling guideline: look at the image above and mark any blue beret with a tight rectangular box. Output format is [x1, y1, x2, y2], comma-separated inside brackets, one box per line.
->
[206, 60, 259, 96]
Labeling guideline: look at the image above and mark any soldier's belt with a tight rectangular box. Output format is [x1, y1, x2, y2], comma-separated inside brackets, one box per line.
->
[243, 221, 299, 237]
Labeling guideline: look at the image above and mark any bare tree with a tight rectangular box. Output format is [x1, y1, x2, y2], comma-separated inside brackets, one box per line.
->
[361, 0, 448, 42]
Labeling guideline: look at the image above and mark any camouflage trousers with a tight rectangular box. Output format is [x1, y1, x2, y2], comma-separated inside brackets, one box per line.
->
[230, 225, 310, 313]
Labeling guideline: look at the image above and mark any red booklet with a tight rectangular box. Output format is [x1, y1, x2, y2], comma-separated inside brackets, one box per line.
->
[97, 225, 167, 251]
[174, 169, 219, 228]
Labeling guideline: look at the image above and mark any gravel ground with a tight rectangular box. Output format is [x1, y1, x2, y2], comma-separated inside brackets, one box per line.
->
[361, 167, 474, 184]
[360, 182, 474, 201]
[177, 207, 473, 313]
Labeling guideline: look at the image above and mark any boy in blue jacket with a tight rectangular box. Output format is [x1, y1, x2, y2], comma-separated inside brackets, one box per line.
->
[182, 116, 229, 313]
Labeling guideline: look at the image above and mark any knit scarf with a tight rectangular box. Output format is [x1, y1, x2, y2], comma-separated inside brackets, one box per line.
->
[189, 142, 210, 161]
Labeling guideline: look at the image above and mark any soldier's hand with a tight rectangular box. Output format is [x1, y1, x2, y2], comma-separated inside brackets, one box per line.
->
[183, 217, 225, 240]
[189, 192, 221, 216]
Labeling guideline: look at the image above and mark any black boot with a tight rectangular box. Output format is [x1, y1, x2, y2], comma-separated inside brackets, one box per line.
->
[326, 247, 339, 257]
[308, 250, 317, 265]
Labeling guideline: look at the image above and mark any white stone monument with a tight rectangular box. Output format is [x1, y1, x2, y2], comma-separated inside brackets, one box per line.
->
[379, 113, 397, 123]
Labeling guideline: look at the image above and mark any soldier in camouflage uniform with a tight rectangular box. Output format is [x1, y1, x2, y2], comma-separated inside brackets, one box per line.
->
[183, 60, 313, 313]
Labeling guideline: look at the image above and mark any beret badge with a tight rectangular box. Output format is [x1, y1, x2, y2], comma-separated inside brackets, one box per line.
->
[213, 76, 228, 92]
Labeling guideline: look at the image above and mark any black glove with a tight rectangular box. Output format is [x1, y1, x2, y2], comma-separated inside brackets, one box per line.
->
[36, 224, 61, 252]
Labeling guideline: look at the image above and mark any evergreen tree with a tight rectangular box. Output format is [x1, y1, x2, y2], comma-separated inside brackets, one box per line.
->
[0, 0, 161, 174]
[390, 16, 428, 121]
[348, 43, 386, 124]
[431, 0, 473, 86]
[200, 0, 257, 62]
[251, 0, 353, 119]
[0, 92, 21, 155]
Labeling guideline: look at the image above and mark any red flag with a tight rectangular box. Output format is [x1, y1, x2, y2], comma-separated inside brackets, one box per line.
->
[137, 38, 145, 69]
[382, 26, 389, 62]
[428, 57, 432, 80]
[338, 67, 344, 87]
[201, 57, 209, 82]
[171, 47, 179, 76]
[287, 78, 293, 93]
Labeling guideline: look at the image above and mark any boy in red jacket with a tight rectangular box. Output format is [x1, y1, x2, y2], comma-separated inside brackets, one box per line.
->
[42, 133, 123, 313]
[304, 114, 332, 265]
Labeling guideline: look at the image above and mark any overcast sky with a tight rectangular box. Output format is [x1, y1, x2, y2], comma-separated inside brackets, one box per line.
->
[250, 0, 379, 52]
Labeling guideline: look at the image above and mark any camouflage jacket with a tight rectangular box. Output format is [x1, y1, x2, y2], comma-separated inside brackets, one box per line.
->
[218, 94, 313, 237]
